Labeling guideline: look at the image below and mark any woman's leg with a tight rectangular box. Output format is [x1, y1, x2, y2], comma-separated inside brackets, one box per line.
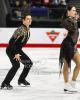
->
[63, 59, 69, 82]
[63, 59, 78, 92]
[72, 52, 80, 81]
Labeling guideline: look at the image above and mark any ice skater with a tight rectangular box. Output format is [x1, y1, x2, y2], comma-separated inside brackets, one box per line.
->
[59, 5, 80, 93]
[1, 11, 33, 89]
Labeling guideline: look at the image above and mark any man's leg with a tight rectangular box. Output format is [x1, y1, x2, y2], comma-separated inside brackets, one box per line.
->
[18, 51, 33, 86]
[1, 54, 20, 89]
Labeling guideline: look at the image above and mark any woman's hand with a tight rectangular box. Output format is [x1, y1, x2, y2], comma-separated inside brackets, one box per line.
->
[74, 44, 77, 48]
[75, 13, 79, 20]
[13, 54, 21, 61]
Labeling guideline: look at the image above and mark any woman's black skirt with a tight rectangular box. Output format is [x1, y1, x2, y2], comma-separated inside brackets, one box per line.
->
[59, 36, 77, 71]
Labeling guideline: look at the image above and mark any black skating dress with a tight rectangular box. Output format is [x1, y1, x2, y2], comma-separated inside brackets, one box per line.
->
[59, 17, 79, 71]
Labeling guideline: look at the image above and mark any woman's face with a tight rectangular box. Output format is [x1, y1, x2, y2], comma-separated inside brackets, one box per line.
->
[68, 7, 77, 18]
[23, 15, 32, 27]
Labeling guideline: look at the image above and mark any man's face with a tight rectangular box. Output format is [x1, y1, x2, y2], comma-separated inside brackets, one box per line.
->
[68, 7, 77, 18]
[23, 15, 32, 27]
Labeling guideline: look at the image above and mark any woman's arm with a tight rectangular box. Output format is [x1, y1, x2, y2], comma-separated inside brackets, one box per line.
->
[61, 18, 76, 32]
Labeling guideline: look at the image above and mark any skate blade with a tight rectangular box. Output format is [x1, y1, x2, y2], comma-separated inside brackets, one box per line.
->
[0, 86, 13, 90]
[18, 84, 30, 87]
[64, 89, 77, 94]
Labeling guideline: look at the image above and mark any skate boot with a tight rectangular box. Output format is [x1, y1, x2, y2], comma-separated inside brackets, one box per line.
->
[70, 80, 76, 88]
[1, 83, 13, 90]
[18, 80, 30, 86]
[64, 82, 77, 93]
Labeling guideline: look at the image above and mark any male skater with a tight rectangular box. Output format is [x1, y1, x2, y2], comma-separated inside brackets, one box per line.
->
[1, 12, 33, 89]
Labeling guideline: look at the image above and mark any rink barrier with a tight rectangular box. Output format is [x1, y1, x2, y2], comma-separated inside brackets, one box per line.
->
[0, 44, 80, 48]
[0, 28, 80, 48]
[0, 44, 61, 48]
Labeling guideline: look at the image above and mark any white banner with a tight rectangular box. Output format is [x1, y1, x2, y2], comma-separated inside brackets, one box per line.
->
[0, 28, 80, 47]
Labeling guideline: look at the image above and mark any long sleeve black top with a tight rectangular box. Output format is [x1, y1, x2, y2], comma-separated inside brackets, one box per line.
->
[61, 17, 79, 45]
[7, 25, 30, 54]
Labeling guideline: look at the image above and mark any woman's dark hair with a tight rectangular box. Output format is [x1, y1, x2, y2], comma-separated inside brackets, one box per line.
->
[62, 5, 75, 19]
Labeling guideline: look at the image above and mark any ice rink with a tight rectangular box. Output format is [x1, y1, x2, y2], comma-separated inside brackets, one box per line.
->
[0, 48, 80, 100]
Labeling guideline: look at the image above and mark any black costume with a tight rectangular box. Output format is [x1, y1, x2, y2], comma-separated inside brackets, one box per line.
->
[59, 17, 79, 70]
[1, 25, 33, 87]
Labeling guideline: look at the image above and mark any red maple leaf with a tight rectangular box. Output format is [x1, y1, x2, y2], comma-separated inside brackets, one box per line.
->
[46, 31, 60, 42]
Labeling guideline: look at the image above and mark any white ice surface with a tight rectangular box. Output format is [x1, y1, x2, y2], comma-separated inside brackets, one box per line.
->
[0, 48, 80, 100]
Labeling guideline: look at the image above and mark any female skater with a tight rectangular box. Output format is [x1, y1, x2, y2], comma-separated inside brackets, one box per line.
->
[59, 5, 80, 92]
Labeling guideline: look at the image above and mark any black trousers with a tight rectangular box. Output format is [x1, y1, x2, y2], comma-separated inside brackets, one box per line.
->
[3, 48, 33, 85]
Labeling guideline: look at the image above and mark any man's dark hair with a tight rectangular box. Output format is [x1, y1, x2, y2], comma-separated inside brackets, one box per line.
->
[21, 9, 31, 20]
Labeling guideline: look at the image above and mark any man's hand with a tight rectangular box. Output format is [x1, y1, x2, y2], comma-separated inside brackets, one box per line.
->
[13, 54, 21, 61]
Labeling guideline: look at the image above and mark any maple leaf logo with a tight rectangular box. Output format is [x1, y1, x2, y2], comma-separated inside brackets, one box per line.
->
[46, 30, 60, 42]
